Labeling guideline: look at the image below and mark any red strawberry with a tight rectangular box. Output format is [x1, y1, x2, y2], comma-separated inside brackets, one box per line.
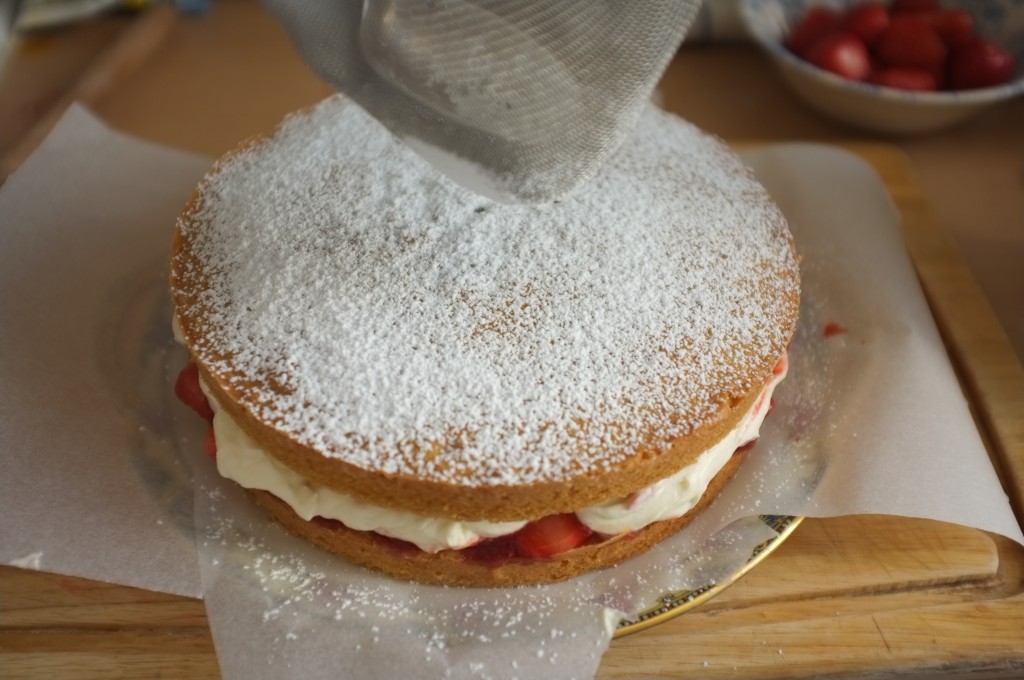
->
[890, 0, 938, 13]
[843, 2, 890, 46]
[930, 9, 974, 49]
[204, 427, 218, 460]
[787, 6, 841, 58]
[807, 33, 872, 81]
[823, 321, 848, 337]
[871, 67, 937, 91]
[514, 514, 592, 559]
[876, 15, 948, 72]
[949, 38, 1016, 89]
[175, 362, 214, 421]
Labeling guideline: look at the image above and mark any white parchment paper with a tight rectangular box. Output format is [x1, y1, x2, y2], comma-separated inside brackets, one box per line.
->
[0, 107, 208, 597]
[1, 105, 1020, 680]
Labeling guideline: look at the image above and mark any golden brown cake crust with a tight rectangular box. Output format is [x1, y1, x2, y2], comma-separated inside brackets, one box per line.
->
[245, 449, 748, 587]
[170, 98, 800, 524]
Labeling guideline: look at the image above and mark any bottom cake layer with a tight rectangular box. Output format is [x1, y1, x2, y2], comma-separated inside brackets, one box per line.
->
[245, 448, 749, 587]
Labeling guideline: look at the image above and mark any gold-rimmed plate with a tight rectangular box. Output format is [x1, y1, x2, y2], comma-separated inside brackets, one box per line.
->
[614, 515, 802, 637]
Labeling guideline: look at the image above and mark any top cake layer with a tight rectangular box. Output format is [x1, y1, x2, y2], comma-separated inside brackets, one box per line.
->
[171, 96, 799, 494]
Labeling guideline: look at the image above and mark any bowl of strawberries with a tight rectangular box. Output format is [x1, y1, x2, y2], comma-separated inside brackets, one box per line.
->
[740, 0, 1024, 133]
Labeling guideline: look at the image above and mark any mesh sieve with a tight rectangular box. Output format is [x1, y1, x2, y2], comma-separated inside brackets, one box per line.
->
[261, 0, 701, 202]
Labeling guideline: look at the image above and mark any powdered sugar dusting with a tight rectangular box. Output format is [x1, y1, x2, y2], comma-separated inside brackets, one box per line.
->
[173, 96, 798, 487]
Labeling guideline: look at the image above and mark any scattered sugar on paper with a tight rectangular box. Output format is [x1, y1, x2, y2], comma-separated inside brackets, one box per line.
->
[199, 508, 609, 673]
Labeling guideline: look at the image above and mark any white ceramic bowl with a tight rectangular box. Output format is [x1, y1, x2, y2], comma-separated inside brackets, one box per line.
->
[740, 0, 1024, 134]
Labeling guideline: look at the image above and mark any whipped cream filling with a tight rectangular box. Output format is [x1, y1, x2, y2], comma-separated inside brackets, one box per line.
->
[197, 356, 787, 553]
[578, 355, 786, 535]
[208, 400, 527, 552]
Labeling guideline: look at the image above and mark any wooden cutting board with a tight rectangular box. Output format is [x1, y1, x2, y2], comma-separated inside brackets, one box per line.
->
[1, 142, 1023, 680]
[2, 515, 1022, 679]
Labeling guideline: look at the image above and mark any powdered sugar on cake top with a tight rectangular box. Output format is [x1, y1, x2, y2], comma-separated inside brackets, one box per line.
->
[173, 96, 798, 487]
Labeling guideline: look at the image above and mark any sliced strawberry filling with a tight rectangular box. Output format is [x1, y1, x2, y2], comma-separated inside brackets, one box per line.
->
[513, 513, 593, 559]
[772, 354, 788, 376]
[315, 512, 602, 563]
[204, 426, 218, 460]
[174, 362, 214, 420]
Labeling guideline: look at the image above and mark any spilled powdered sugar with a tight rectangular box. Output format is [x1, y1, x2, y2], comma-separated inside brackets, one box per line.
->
[195, 473, 623, 679]
[193, 460, 776, 679]
[173, 96, 798, 486]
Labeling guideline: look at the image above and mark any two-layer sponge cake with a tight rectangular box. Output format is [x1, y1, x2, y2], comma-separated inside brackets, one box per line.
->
[170, 96, 800, 586]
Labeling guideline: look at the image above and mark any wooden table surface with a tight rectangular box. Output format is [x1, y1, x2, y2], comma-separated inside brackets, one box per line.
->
[1, 2, 1023, 678]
